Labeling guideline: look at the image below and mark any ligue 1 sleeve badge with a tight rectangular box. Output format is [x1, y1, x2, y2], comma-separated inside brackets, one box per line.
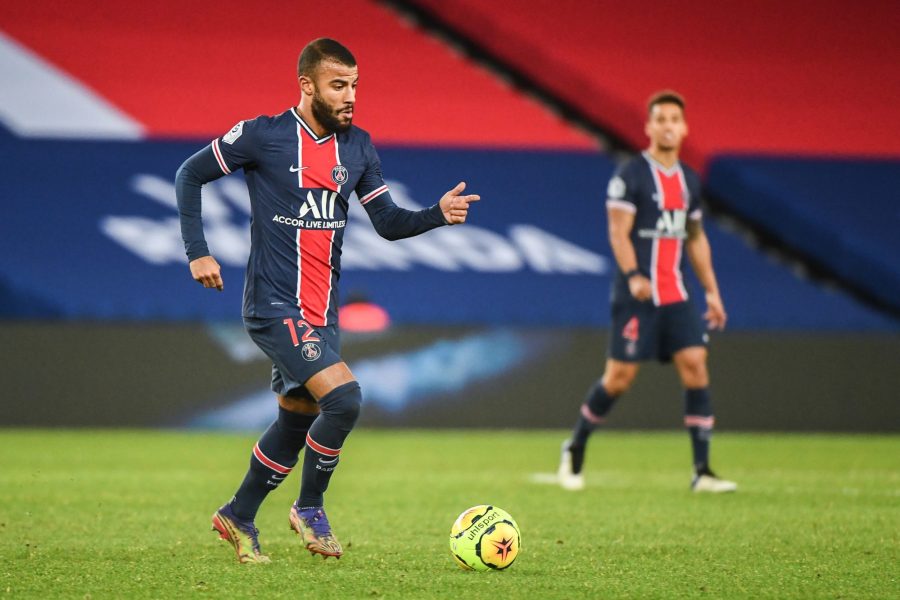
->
[331, 165, 349, 185]
[223, 121, 244, 145]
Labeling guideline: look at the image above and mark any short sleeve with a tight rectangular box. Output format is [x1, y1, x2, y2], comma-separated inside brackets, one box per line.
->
[355, 136, 390, 206]
[605, 163, 637, 214]
[210, 118, 258, 175]
[685, 169, 703, 220]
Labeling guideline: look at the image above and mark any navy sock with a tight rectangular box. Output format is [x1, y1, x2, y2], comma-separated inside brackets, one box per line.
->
[568, 380, 619, 472]
[298, 382, 362, 507]
[230, 407, 316, 521]
[684, 388, 714, 472]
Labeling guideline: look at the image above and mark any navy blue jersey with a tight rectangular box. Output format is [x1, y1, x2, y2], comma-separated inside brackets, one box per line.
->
[211, 108, 398, 326]
[606, 152, 703, 306]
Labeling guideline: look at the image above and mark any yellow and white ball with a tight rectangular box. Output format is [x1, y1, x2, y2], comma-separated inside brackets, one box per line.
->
[449, 505, 521, 571]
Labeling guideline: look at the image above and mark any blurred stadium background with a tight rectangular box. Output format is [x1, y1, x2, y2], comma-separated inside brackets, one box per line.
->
[2, 0, 899, 433]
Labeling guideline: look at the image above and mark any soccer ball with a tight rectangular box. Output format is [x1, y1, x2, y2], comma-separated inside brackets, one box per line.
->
[449, 505, 521, 571]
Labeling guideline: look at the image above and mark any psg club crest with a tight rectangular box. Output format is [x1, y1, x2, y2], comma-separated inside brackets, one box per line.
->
[331, 165, 348, 185]
[301, 342, 321, 361]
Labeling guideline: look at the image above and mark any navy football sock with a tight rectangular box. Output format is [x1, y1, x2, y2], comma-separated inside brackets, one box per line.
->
[684, 388, 714, 472]
[230, 407, 316, 521]
[298, 382, 362, 507]
[568, 380, 619, 471]
[570, 380, 619, 447]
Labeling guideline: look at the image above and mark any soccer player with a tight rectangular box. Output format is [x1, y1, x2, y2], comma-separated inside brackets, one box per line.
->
[557, 91, 737, 494]
[175, 39, 480, 563]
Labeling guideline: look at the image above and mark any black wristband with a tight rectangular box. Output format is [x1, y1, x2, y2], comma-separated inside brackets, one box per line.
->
[624, 269, 641, 280]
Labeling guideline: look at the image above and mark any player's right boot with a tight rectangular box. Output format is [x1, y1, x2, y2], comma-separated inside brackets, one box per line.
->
[211, 503, 271, 564]
[557, 440, 585, 491]
[289, 504, 343, 558]
[691, 467, 738, 493]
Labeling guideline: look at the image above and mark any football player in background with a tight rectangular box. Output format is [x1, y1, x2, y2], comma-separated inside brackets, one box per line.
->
[558, 91, 736, 494]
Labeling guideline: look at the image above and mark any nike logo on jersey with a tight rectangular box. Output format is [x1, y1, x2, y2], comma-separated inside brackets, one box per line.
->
[289, 165, 309, 172]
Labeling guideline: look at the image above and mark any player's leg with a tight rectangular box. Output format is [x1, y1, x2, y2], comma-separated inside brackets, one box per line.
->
[673, 344, 736, 493]
[297, 361, 360, 509]
[673, 345, 712, 469]
[212, 366, 319, 563]
[559, 359, 639, 490]
[229, 389, 319, 520]
[211, 317, 345, 562]
[559, 300, 654, 490]
[290, 361, 360, 557]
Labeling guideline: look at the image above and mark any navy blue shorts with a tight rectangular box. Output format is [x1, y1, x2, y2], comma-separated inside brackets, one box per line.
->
[243, 316, 342, 397]
[608, 299, 707, 363]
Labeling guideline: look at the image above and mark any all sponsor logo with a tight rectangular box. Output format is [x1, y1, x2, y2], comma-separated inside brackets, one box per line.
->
[301, 342, 321, 361]
[638, 209, 687, 239]
[331, 165, 348, 185]
[271, 190, 346, 229]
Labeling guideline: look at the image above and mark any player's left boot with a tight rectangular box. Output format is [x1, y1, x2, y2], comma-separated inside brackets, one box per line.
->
[557, 440, 585, 491]
[211, 503, 271, 564]
[289, 504, 343, 558]
[691, 467, 737, 493]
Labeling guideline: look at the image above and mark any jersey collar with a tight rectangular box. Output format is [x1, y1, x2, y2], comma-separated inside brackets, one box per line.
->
[641, 151, 681, 176]
[291, 107, 335, 144]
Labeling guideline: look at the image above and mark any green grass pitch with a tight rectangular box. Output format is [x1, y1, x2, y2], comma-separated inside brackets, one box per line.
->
[1, 430, 897, 598]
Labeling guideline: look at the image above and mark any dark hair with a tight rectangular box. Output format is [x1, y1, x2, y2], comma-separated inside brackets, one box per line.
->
[297, 38, 356, 77]
[647, 90, 685, 114]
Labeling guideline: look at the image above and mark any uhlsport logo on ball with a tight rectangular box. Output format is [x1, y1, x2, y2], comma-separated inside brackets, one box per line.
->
[449, 505, 520, 571]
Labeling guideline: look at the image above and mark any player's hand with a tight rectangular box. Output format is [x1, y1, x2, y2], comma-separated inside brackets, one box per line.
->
[704, 290, 727, 330]
[628, 275, 652, 302]
[439, 181, 480, 225]
[190, 255, 224, 291]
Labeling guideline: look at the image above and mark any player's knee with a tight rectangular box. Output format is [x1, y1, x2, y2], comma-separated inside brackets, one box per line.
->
[676, 348, 708, 387]
[602, 367, 637, 395]
[680, 360, 708, 387]
[318, 381, 362, 432]
[278, 393, 320, 415]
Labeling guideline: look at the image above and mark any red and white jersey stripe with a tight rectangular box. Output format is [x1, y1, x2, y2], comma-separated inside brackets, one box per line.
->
[649, 162, 690, 306]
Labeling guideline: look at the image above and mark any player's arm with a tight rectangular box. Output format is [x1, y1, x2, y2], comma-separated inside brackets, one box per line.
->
[175, 121, 256, 292]
[358, 140, 478, 240]
[686, 218, 727, 330]
[607, 206, 651, 302]
[174, 146, 228, 291]
[363, 182, 480, 241]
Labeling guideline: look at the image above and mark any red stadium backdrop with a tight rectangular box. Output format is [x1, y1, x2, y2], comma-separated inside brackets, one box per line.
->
[0, 0, 593, 148]
[407, 0, 900, 165]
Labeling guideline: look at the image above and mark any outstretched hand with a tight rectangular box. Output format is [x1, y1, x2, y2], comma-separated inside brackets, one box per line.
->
[439, 181, 480, 225]
[190, 255, 224, 291]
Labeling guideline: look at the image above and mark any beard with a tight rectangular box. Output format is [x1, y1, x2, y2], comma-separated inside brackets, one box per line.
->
[311, 90, 352, 134]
